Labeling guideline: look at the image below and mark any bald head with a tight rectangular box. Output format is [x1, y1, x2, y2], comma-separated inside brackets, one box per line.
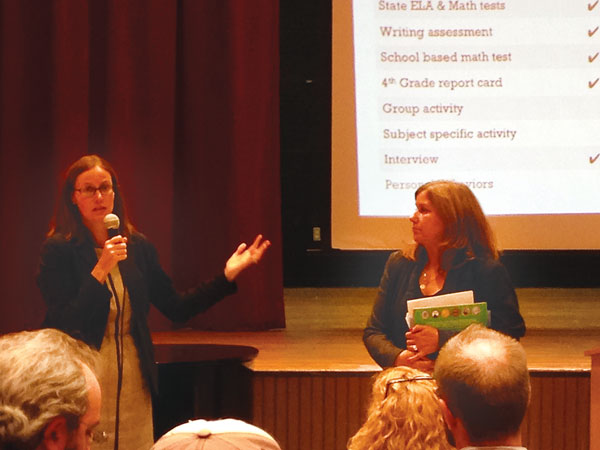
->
[463, 337, 505, 359]
[433, 325, 530, 444]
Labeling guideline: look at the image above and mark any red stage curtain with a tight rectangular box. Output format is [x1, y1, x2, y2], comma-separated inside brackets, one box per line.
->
[0, 0, 284, 333]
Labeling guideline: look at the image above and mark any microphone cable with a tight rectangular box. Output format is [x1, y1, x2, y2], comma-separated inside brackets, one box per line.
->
[107, 274, 126, 450]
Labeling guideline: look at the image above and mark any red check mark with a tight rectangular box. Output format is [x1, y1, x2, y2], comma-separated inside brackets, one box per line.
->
[590, 78, 600, 88]
[590, 52, 600, 62]
[590, 0, 600, 11]
[589, 26, 599, 37]
[590, 153, 600, 164]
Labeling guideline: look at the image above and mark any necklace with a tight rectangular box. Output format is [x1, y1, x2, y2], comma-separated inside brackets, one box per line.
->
[419, 266, 445, 291]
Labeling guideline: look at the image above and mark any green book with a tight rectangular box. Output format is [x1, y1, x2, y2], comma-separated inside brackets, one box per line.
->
[413, 302, 488, 331]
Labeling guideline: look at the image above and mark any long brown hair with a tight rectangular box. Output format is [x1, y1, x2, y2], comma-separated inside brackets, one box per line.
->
[408, 181, 498, 261]
[48, 155, 135, 241]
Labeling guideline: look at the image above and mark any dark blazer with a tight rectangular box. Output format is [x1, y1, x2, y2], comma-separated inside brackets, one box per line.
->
[363, 249, 526, 367]
[37, 232, 237, 394]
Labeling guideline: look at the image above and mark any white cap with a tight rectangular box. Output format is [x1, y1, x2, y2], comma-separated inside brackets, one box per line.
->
[151, 419, 281, 450]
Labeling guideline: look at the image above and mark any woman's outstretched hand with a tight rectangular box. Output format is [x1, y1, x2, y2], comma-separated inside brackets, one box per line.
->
[224, 234, 271, 281]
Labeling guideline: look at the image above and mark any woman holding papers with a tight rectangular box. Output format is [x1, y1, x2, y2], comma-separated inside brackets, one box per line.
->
[363, 180, 525, 370]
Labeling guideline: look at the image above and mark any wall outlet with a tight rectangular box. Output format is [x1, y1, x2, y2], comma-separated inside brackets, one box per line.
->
[312, 226, 321, 242]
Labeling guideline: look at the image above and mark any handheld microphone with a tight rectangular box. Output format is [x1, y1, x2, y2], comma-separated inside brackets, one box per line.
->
[103, 213, 121, 239]
[103, 212, 125, 438]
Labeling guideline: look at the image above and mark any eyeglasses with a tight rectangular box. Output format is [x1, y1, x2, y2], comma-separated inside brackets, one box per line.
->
[74, 183, 114, 198]
[384, 375, 434, 398]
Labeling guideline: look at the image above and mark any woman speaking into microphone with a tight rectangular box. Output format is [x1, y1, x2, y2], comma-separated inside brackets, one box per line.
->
[37, 154, 270, 449]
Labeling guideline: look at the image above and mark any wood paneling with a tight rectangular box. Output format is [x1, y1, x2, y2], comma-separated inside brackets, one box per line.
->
[521, 374, 590, 450]
[586, 347, 600, 450]
[252, 372, 590, 450]
[252, 374, 372, 450]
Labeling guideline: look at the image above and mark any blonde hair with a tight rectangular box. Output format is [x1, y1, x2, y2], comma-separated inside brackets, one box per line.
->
[407, 180, 498, 261]
[347, 366, 454, 450]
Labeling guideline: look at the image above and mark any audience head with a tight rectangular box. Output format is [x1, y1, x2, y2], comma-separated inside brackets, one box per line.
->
[413, 180, 498, 260]
[0, 328, 100, 450]
[433, 324, 530, 449]
[347, 366, 454, 450]
[151, 418, 281, 450]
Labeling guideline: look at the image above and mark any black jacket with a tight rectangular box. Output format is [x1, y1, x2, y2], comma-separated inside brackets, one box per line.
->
[37, 231, 237, 394]
[364, 250, 526, 367]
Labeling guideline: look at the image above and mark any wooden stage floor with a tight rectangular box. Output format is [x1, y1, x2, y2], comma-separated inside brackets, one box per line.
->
[152, 287, 599, 450]
[153, 287, 600, 373]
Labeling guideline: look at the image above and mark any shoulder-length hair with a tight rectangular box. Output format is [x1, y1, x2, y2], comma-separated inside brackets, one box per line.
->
[407, 180, 498, 261]
[347, 366, 454, 450]
[47, 154, 135, 241]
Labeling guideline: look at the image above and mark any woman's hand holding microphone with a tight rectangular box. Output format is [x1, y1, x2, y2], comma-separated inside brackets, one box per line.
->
[92, 235, 128, 283]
